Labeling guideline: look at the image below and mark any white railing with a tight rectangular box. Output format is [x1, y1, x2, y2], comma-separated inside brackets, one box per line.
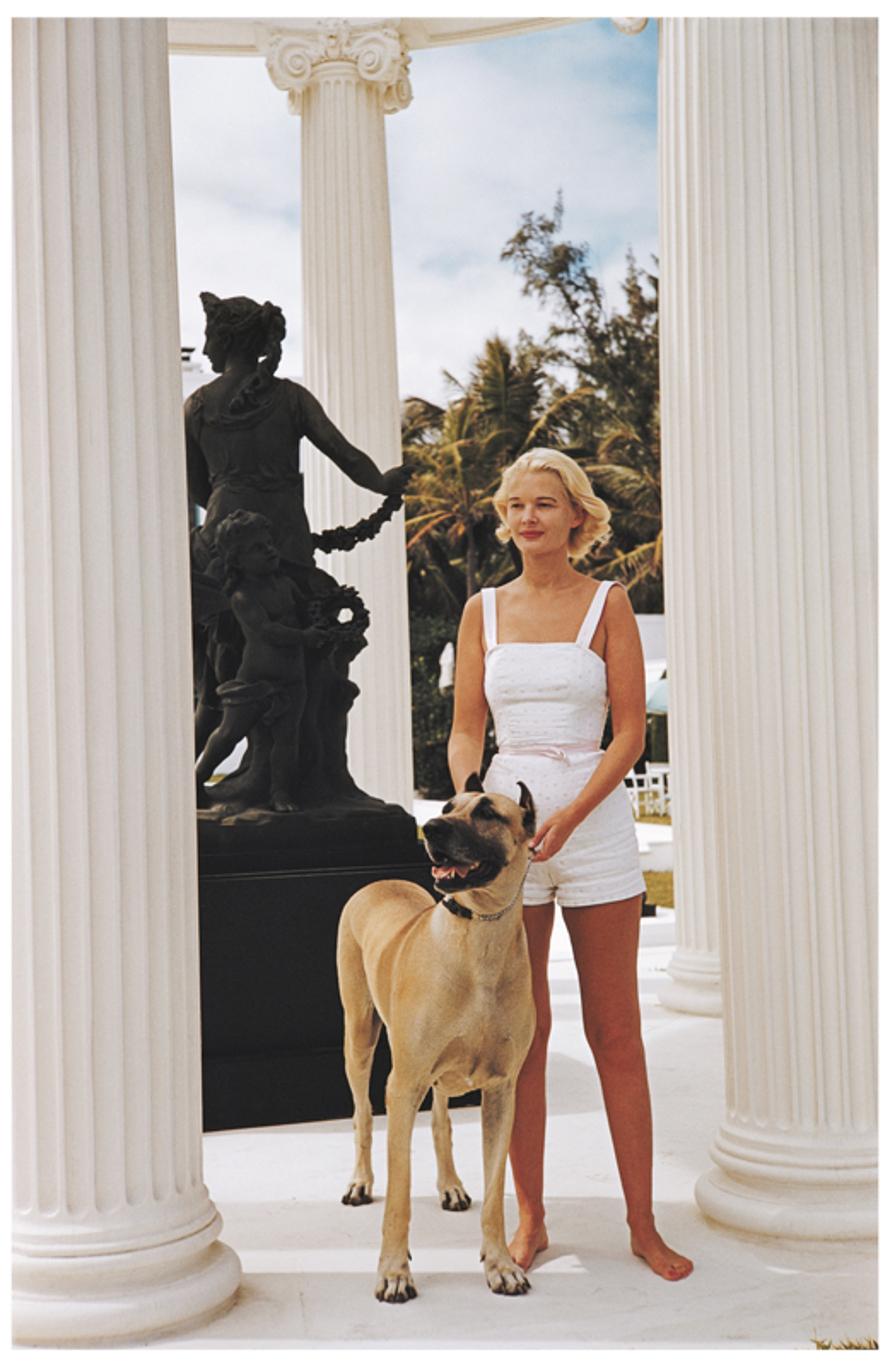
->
[625, 763, 670, 818]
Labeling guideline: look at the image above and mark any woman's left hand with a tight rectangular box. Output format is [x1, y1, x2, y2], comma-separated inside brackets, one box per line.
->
[530, 806, 582, 862]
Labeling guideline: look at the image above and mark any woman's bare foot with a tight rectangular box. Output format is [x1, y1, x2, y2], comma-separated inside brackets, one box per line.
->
[629, 1220, 693, 1280]
[508, 1222, 550, 1271]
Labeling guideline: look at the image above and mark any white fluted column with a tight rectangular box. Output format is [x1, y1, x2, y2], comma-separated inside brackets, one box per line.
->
[263, 20, 414, 809]
[618, 11, 722, 1019]
[660, 18, 877, 1237]
[13, 18, 241, 1343]
[654, 17, 722, 1019]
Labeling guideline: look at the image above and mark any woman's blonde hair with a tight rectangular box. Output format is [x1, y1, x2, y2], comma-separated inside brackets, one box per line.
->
[492, 448, 612, 559]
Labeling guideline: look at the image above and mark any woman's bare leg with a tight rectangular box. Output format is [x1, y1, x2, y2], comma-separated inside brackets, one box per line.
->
[563, 896, 693, 1281]
[507, 900, 555, 1270]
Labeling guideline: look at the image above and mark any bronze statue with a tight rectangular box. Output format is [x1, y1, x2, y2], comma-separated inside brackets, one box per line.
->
[187, 293, 408, 813]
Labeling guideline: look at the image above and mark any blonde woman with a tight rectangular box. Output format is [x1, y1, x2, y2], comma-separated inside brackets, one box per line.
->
[448, 449, 693, 1281]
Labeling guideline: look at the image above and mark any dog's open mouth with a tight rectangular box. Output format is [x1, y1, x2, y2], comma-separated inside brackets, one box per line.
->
[431, 859, 476, 883]
[427, 856, 500, 892]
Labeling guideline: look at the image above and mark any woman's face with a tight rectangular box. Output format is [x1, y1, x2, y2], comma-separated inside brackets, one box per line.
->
[503, 471, 581, 555]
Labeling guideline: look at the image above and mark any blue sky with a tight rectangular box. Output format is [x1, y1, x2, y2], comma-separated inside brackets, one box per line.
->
[169, 18, 658, 404]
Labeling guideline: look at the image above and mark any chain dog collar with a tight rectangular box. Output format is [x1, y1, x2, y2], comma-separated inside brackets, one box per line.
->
[440, 894, 510, 922]
[438, 853, 533, 922]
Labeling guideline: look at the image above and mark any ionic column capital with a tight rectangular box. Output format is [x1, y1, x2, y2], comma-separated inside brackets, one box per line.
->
[260, 19, 412, 115]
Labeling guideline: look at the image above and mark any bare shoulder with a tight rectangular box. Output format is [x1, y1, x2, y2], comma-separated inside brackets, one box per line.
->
[495, 576, 523, 602]
[602, 584, 640, 649]
[604, 582, 634, 618]
[460, 592, 484, 625]
[456, 592, 485, 653]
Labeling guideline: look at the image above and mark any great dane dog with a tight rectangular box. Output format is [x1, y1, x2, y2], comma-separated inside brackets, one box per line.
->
[336, 775, 537, 1302]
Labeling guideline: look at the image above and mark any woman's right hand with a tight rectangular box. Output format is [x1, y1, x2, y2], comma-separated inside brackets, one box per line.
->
[530, 806, 580, 862]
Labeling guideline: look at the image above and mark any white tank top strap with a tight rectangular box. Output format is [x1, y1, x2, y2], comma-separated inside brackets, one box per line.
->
[481, 586, 498, 652]
[575, 580, 615, 647]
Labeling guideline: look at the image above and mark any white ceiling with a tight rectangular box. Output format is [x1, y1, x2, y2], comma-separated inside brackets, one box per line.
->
[167, 17, 581, 57]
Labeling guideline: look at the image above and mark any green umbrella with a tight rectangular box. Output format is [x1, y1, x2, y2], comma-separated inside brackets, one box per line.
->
[646, 676, 669, 714]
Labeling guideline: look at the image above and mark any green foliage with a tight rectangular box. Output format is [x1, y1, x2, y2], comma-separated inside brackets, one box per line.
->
[408, 612, 455, 799]
[408, 609, 497, 799]
[501, 196, 663, 611]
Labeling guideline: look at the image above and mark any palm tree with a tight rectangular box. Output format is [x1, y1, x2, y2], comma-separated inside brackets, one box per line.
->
[568, 424, 663, 603]
[403, 333, 559, 605]
[404, 394, 502, 601]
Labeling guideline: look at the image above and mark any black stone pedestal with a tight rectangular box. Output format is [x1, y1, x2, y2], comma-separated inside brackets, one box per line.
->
[198, 800, 456, 1132]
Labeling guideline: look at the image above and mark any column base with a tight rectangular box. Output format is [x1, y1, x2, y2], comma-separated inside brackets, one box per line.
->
[657, 947, 722, 1016]
[695, 1122, 877, 1240]
[13, 1209, 242, 1346]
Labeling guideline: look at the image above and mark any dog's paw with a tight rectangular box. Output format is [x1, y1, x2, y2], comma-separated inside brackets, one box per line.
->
[483, 1253, 531, 1296]
[341, 1181, 373, 1206]
[375, 1264, 417, 1303]
[440, 1183, 472, 1212]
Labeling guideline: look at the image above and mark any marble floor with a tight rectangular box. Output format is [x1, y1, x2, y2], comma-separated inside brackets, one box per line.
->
[153, 906, 878, 1353]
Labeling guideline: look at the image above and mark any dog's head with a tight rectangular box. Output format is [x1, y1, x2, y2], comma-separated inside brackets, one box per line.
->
[421, 773, 536, 895]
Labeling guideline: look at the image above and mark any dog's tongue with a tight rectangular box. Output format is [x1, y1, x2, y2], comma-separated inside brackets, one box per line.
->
[432, 863, 471, 881]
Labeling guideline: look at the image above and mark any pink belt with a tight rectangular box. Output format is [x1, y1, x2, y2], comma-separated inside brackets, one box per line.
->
[498, 742, 603, 764]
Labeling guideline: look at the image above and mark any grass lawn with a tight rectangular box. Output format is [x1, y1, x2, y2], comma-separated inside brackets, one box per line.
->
[638, 806, 672, 905]
[643, 870, 674, 908]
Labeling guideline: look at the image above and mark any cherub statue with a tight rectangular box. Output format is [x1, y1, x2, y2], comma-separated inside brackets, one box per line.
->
[195, 511, 332, 812]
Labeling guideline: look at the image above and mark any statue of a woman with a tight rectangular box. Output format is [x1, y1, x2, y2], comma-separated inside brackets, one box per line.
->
[186, 293, 406, 576]
[187, 292, 408, 810]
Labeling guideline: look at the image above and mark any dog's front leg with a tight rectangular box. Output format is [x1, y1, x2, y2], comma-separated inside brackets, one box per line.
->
[479, 1080, 530, 1295]
[376, 1079, 425, 1303]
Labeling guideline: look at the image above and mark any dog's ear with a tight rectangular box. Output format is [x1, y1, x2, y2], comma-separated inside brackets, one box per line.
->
[464, 771, 484, 793]
[517, 781, 536, 834]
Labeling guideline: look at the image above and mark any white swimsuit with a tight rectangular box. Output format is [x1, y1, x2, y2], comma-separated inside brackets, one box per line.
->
[481, 582, 646, 908]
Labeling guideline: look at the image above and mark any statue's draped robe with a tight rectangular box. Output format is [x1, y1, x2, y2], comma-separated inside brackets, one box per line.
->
[185, 376, 383, 570]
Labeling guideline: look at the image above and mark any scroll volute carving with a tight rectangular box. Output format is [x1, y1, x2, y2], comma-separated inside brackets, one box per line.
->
[260, 20, 412, 114]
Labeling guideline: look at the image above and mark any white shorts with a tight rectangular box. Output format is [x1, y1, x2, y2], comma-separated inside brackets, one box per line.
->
[484, 749, 646, 909]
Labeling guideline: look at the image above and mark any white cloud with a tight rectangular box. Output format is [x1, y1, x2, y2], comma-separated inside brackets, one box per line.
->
[169, 54, 305, 369]
[386, 23, 658, 400]
[169, 20, 658, 402]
